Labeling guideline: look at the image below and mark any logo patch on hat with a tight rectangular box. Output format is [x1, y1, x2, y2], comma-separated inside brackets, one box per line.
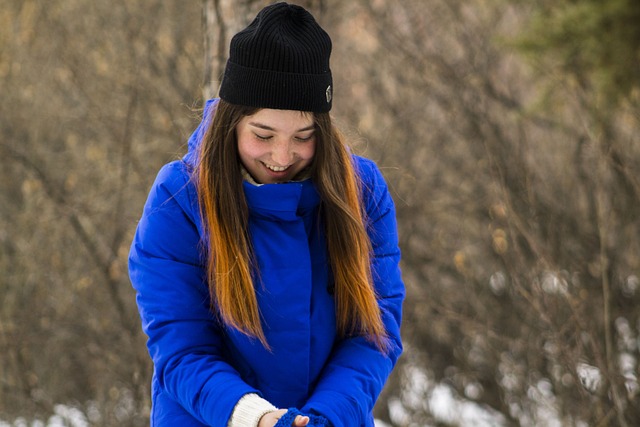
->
[326, 85, 332, 103]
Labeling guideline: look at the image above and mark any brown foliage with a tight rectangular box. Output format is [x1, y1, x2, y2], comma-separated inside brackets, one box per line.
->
[0, 0, 202, 424]
[331, 0, 640, 425]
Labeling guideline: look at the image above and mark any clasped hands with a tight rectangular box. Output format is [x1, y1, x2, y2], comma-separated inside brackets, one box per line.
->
[259, 408, 331, 427]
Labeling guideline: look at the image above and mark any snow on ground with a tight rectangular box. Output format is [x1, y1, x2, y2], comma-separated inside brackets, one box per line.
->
[1, 406, 390, 427]
[0, 405, 89, 427]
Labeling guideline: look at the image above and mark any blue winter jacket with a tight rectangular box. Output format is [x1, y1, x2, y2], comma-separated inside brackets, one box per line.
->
[128, 99, 405, 427]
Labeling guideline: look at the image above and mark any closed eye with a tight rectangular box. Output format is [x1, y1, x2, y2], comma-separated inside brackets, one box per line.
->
[295, 133, 315, 142]
[254, 133, 272, 141]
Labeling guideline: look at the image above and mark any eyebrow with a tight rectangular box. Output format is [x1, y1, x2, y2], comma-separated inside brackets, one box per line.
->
[248, 122, 315, 132]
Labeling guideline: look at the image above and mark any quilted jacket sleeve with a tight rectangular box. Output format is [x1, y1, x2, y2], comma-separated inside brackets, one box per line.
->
[128, 160, 258, 425]
[301, 157, 405, 426]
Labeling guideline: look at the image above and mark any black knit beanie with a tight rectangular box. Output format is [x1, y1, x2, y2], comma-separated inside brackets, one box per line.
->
[218, 2, 333, 113]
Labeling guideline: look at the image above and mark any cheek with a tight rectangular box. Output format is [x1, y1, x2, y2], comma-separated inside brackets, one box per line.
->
[300, 141, 317, 161]
[237, 138, 262, 161]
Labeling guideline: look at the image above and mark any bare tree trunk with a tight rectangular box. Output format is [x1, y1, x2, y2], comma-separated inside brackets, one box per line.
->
[202, 0, 261, 100]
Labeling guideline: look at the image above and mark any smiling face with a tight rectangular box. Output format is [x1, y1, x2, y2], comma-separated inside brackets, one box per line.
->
[236, 108, 317, 184]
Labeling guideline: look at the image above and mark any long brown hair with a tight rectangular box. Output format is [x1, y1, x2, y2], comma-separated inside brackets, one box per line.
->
[196, 100, 387, 351]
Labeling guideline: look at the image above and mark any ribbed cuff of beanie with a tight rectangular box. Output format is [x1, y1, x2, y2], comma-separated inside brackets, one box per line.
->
[274, 408, 332, 427]
[228, 393, 278, 427]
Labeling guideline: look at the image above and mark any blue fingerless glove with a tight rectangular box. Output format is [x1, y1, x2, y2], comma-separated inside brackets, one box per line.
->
[273, 408, 331, 427]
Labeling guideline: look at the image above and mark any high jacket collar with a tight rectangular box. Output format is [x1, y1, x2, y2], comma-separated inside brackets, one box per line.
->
[243, 179, 321, 221]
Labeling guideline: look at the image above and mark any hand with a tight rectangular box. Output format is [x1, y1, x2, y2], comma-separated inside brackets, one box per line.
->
[259, 409, 310, 427]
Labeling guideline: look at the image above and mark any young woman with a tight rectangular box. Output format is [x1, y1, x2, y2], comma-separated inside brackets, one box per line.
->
[128, 3, 404, 427]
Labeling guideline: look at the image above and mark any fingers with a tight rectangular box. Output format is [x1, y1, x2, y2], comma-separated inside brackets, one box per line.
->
[293, 415, 310, 426]
[259, 409, 310, 427]
[258, 409, 287, 427]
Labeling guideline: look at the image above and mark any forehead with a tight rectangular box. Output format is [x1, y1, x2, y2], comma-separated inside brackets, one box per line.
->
[240, 108, 314, 131]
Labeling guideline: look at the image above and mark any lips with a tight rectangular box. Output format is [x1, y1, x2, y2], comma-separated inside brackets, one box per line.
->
[263, 163, 290, 172]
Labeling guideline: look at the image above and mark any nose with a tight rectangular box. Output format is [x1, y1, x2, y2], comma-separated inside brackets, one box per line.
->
[271, 140, 292, 166]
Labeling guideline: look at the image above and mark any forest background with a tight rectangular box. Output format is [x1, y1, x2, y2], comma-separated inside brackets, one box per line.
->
[1, 0, 639, 426]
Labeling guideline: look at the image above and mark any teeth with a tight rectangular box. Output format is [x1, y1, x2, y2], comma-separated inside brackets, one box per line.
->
[265, 164, 288, 172]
